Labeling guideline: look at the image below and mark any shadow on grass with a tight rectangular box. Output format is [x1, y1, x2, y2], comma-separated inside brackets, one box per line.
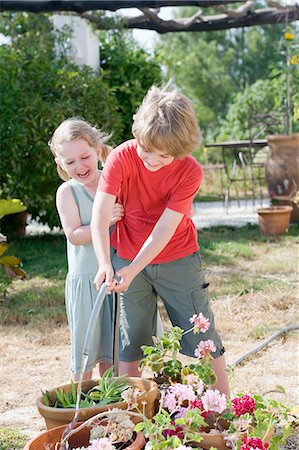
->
[8, 233, 67, 279]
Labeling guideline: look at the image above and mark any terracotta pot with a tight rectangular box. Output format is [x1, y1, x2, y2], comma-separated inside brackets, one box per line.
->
[23, 421, 145, 450]
[257, 206, 292, 237]
[37, 377, 158, 430]
[265, 134, 299, 198]
[192, 425, 274, 450]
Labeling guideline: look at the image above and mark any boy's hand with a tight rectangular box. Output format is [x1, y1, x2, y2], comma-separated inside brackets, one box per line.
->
[110, 202, 124, 225]
[112, 265, 137, 293]
[93, 263, 115, 291]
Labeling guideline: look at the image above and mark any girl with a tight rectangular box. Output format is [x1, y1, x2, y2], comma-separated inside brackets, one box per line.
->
[49, 117, 124, 381]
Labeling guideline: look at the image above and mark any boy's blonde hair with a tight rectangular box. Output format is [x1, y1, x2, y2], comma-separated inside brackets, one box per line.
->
[49, 117, 111, 181]
[132, 84, 202, 158]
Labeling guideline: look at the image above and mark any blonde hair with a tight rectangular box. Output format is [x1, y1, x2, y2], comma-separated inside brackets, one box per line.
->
[49, 117, 111, 181]
[132, 83, 202, 158]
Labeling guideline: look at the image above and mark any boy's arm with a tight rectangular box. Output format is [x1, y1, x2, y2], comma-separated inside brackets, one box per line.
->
[114, 207, 183, 292]
[56, 183, 92, 245]
[91, 191, 117, 290]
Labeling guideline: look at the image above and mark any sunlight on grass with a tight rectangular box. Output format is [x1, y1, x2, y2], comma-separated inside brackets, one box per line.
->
[0, 225, 298, 326]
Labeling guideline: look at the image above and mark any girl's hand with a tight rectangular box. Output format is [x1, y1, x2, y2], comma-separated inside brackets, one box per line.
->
[110, 203, 124, 225]
[93, 264, 115, 291]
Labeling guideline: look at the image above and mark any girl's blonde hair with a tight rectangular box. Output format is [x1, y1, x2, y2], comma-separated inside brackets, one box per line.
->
[49, 117, 111, 181]
[132, 83, 202, 158]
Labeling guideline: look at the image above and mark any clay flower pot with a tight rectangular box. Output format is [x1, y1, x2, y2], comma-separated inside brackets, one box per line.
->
[188, 424, 274, 450]
[257, 205, 292, 237]
[37, 377, 158, 430]
[23, 421, 145, 450]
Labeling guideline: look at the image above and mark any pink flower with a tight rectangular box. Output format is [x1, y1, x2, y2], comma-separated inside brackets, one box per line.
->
[194, 339, 216, 358]
[232, 394, 256, 416]
[90, 438, 116, 450]
[163, 384, 197, 412]
[201, 389, 227, 414]
[240, 437, 269, 450]
[163, 392, 177, 412]
[189, 313, 210, 333]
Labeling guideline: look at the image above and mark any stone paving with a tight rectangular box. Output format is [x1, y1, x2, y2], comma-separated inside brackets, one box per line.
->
[26, 199, 270, 235]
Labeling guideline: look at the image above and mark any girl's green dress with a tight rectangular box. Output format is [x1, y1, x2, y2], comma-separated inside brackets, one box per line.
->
[65, 178, 113, 374]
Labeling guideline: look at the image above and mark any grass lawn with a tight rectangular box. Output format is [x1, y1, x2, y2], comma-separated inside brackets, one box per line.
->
[0, 224, 298, 444]
[1, 223, 298, 325]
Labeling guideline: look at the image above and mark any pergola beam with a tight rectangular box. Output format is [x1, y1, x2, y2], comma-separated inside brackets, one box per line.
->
[0, 1, 246, 13]
[1, 1, 298, 33]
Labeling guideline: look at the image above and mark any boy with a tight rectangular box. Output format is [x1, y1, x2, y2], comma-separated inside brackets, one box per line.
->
[91, 84, 230, 396]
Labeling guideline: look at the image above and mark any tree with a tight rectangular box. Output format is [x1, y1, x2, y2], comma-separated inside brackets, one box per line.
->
[156, 5, 298, 141]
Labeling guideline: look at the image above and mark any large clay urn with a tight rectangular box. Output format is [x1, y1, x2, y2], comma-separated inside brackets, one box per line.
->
[265, 134, 299, 197]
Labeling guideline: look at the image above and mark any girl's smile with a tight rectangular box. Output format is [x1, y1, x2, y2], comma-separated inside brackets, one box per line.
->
[57, 138, 100, 185]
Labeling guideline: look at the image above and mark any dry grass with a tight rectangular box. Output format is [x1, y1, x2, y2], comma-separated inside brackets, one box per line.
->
[0, 230, 298, 440]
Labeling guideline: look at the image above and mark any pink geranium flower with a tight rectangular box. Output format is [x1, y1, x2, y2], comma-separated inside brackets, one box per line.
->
[194, 339, 216, 358]
[232, 394, 256, 416]
[201, 389, 227, 414]
[163, 383, 197, 412]
[189, 313, 210, 333]
[90, 438, 116, 450]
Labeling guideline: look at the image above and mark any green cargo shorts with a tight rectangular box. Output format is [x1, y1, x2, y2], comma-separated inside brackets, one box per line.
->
[112, 251, 225, 362]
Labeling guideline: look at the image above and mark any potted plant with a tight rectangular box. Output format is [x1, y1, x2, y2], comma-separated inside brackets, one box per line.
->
[140, 313, 217, 389]
[37, 367, 158, 430]
[136, 384, 295, 450]
[24, 409, 146, 450]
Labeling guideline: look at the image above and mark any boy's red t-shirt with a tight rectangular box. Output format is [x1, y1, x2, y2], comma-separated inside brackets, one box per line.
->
[98, 139, 203, 264]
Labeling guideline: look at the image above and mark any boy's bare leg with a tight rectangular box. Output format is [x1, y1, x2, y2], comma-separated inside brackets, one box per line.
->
[211, 354, 230, 398]
[119, 360, 142, 377]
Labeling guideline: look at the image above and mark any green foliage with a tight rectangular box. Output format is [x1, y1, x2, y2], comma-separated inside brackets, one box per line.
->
[42, 367, 131, 409]
[0, 199, 27, 296]
[156, 8, 298, 143]
[0, 427, 27, 450]
[1, 13, 160, 228]
[140, 325, 216, 386]
[100, 30, 162, 139]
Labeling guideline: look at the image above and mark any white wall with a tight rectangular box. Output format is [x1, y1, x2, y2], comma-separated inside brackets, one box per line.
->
[52, 15, 99, 71]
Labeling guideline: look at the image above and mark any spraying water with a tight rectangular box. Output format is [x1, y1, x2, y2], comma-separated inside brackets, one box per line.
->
[58, 283, 108, 450]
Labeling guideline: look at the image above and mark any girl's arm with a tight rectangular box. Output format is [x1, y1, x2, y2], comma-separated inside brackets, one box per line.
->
[57, 184, 123, 246]
[91, 190, 117, 289]
[56, 183, 91, 246]
[114, 208, 183, 292]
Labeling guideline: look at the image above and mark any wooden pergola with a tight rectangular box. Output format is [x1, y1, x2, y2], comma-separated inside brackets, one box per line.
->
[1, 1, 298, 33]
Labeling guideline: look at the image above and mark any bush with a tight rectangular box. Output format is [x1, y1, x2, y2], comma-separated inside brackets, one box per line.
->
[100, 30, 162, 140]
[0, 14, 121, 228]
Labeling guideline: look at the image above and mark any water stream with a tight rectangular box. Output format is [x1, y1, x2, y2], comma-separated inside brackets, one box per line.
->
[58, 283, 108, 450]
